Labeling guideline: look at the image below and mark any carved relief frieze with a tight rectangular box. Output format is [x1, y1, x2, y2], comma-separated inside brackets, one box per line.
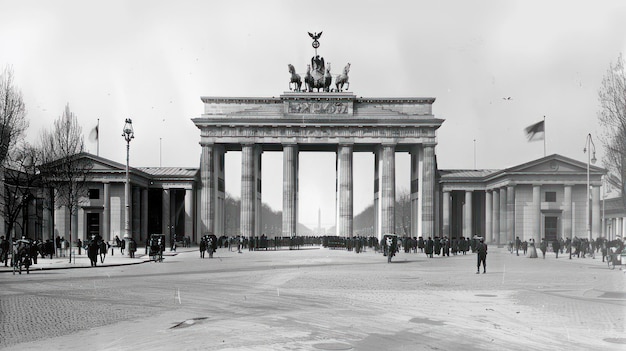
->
[286, 101, 352, 115]
[201, 125, 435, 141]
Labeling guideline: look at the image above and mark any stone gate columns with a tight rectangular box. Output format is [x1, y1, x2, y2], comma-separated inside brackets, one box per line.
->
[336, 144, 353, 237]
[103, 183, 110, 241]
[241, 143, 259, 238]
[410, 146, 420, 238]
[141, 188, 148, 242]
[282, 144, 299, 237]
[376, 144, 396, 236]
[200, 143, 215, 235]
[184, 188, 193, 241]
[422, 145, 435, 238]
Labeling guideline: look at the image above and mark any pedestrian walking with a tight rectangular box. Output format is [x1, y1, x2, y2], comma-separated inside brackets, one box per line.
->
[129, 238, 137, 258]
[120, 237, 125, 255]
[552, 238, 560, 259]
[476, 238, 487, 274]
[515, 236, 521, 256]
[540, 238, 547, 259]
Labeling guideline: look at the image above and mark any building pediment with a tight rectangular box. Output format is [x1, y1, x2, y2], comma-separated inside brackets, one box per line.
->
[503, 154, 604, 175]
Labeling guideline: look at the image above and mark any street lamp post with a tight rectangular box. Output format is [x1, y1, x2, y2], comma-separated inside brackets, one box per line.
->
[584, 133, 596, 241]
[122, 118, 134, 257]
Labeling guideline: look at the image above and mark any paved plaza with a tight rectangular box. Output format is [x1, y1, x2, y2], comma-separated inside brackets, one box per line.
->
[0, 244, 625, 351]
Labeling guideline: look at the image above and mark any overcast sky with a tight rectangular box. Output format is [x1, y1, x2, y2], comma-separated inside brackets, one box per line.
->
[1, 0, 625, 230]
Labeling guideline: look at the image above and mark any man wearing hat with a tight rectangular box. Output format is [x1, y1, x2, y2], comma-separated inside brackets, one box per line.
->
[476, 237, 487, 274]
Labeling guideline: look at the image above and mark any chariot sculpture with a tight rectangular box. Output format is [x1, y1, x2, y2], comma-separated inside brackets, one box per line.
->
[287, 31, 350, 93]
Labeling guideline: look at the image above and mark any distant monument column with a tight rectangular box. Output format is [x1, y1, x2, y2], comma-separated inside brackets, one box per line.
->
[200, 143, 215, 235]
[336, 144, 353, 237]
[241, 144, 256, 238]
[421, 145, 435, 238]
[282, 144, 298, 237]
[378, 144, 396, 235]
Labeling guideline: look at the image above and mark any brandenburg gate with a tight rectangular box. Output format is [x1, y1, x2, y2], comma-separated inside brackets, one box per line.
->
[192, 33, 444, 240]
[193, 93, 444, 240]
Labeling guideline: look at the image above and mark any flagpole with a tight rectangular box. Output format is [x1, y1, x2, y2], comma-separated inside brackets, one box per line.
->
[97, 118, 100, 156]
[543, 115, 546, 157]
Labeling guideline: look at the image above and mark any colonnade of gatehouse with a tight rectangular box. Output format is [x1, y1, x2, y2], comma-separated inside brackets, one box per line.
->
[192, 93, 445, 241]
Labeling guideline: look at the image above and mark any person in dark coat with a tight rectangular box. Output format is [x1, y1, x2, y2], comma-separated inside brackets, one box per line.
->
[552, 238, 561, 259]
[129, 238, 137, 258]
[87, 239, 99, 267]
[540, 238, 547, 259]
[0, 236, 9, 266]
[120, 237, 126, 255]
[476, 238, 487, 274]
[426, 237, 434, 258]
[199, 237, 206, 258]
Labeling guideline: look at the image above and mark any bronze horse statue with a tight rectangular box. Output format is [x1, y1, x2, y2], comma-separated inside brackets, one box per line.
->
[287, 64, 302, 92]
[335, 63, 350, 92]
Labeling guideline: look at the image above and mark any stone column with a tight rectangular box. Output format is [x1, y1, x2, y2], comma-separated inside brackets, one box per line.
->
[485, 190, 492, 243]
[241, 144, 256, 238]
[132, 186, 140, 240]
[421, 145, 435, 238]
[103, 183, 110, 241]
[200, 143, 215, 235]
[563, 185, 572, 240]
[254, 145, 262, 238]
[162, 188, 170, 238]
[492, 189, 500, 245]
[282, 144, 298, 237]
[533, 185, 541, 242]
[184, 188, 193, 241]
[442, 191, 451, 238]
[499, 187, 507, 245]
[380, 144, 396, 235]
[592, 185, 600, 239]
[336, 144, 353, 237]
[141, 188, 148, 243]
[463, 190, 472, 238]
[507, 185, 515, 244]
[410, 145, 420, 238]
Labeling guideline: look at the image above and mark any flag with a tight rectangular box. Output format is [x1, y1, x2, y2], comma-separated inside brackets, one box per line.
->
[89, 124, 99, 142]
[525, 120, 544, 141]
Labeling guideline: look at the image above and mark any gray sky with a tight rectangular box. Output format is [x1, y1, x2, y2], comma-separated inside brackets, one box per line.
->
[1, 0, 624, 229]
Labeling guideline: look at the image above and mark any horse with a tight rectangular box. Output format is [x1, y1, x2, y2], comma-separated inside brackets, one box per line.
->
[335, 63, 350, 92]
[323, 62, 332, 92]
[288, 64, 302, 92]
[304, 64, 313, 92]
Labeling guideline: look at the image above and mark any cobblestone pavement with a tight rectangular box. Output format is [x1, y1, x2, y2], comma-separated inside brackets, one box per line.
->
[0, 246, 624, 351]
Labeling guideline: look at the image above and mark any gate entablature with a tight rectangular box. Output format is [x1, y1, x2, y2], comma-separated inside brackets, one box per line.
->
[193, 93, 444, 150]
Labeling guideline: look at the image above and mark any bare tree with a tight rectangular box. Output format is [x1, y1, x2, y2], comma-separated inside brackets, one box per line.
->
[1, 142, 42, 240]
[0, 66, 28, 238]
[598, 53, 626, 207]
[39, 104, 92, 262]
[395, 188, 411, 237]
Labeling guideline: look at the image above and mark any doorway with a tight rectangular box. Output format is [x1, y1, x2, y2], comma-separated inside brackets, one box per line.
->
[544, 216, 558, 242]
[86, 212, 100, 239]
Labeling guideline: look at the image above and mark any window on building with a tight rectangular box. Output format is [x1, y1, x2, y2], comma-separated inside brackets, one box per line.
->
[89, 189, 100, 200]
[545, 191, 556, 202]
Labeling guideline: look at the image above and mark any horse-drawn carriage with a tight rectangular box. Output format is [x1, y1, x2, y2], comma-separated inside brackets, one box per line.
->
[149, 234, 166, 262]
[12, 239, 32, 275]
[382, 234, 398, 263]
[200, 234, 217, 258]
